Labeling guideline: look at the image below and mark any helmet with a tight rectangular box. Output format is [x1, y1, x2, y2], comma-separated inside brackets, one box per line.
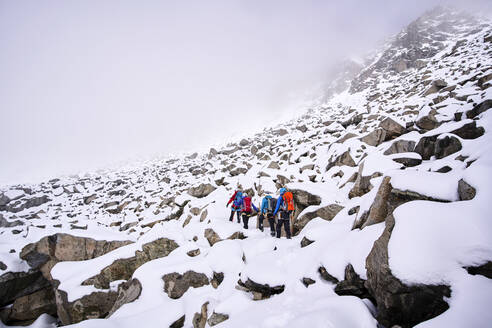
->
[279, 188, 286, 195]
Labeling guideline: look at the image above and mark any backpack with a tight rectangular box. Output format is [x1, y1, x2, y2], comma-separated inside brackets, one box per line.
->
[243, 196, 252, 213]
[282, 192, 294, 211]
[233, 191, 243, 208]
[267, 197, 277, 213]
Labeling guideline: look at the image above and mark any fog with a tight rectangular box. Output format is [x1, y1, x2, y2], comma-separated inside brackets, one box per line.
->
[1, 0, 491, 185]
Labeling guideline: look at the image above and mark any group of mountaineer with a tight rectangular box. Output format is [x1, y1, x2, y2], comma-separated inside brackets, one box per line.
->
[226, 187, 295, 239]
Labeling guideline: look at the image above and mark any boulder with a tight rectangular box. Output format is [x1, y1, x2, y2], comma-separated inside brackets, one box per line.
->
[302, 277, 316, 287]
[416, 109, 440, 131]
[163, 271, 210, 299]
[208, 312, 229, 326]
[414, 136, 437, 160]
[383, 140, 416, 155]
[20, 234, 133, 280]
[0, 270, 51, 307]
[170, 315, 186, 328]
[293, 204, 343, 235]
[392, 156, 422, 167]
[0, 190, 24, 206]
[83, 194, 97, 205]
[365, 214, 451, 327]
[450, 121, 484, 140]
[0, 214, 24, 228]
[239, 139, 249, 146]
[359, 128, 386, 147]
[434, 136, 462, 159]
[237, 278, 285, 300]
[341, 113, 363, 128]
[334, 264, 372, 300]
[272, 128, 288, 136]
[5, 195, 51, 213]
[465, 262, 492, 279]
[335, 132, 358, 144]
[458, 179, 476, 201]
[379, 117, 406, 140]
[192, 301, 208, 328]
[296, 125, 308, 133]
[55, 279, 141, 325]
[465, 99, 492, 119]
[326, 150, 356, 171]
[187, 184, 216, 198]
[2, 287, 56, 325]
[423, 79, 447, 96]
[300, 237, 314, 248]
[318, 267, 339, 284]
[204, 228, 222, 246]
[267, 161, 281, 170]
[349, 163, 381, 198]
[82, 238, 178, 289]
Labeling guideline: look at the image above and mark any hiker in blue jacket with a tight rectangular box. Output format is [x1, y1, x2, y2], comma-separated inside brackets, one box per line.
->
[259, 194, 277, 236]
[273, 188, 293, 239]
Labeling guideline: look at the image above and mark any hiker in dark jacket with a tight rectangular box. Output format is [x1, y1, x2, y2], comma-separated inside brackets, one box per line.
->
[259, 194, 277, 236]
[273, 188, 294, 239]
[227, 190, 243, 223]
[241, 193, 258, 229]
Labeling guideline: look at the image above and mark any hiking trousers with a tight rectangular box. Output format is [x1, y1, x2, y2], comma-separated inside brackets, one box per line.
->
[229, 209, 241, 223]
[276, 210, 292, 239]
[259, 214, 275, 235]
[242, 212, 252, 229]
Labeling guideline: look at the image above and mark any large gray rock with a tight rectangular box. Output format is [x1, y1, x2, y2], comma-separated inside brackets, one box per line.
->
[0, 270, 50, 307]
[187, 183, 216, 198]
[55, 279, 141, 325]
[365, 214, 451, 327]
[465, 99, 492, 119]
[450, 121, 485, 140]
[193, 301, 208, 328]
[237, 278, 285, 300]
[326, 150, 356, 171]
[348, 162, 381, 199]
[458, 179, 476, 201]
[423, 79, 447, 96]
[334, 264, 372, 300]
[20, 233, 133, 280]
[383, 140, 416, 155]
[5, 195, 51, 213]
[379, 117, 406, 140]
[208, 312, 229, 326]
[293, 204, 343, 235]
[359, 128, 386, 146]
[163, 271, 210, 299]
[0, 214, 24, 228]
[82, 238, 178, 289]
[3, 287, 57, 325]
[434, 136, 462, 159]
[416, 111, 440, 131]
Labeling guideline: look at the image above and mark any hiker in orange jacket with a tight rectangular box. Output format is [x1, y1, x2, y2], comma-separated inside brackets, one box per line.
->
[273, 188, 294, 239]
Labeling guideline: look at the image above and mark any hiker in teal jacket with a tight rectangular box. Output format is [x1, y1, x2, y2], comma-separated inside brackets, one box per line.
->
[259, 194, 277, 236]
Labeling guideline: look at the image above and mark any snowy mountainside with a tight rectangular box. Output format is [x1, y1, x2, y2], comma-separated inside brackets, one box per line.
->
[1, 6, 492, 328]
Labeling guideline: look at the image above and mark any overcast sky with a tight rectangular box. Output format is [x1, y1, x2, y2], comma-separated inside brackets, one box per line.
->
[0, 0, 491, 186]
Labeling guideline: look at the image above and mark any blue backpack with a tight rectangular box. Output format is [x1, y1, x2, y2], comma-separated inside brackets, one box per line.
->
[233, 191, 243, 208]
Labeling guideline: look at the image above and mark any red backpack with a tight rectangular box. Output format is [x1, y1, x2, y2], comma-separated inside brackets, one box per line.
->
[243, 196, 252, 213]
[282, 192, 295, 211]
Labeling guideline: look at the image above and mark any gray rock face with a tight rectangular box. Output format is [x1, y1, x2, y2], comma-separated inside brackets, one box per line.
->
[365, 214, 451, 328]
[379, 117, 406, 140]
[20, 233, 133, 280]
[5, 195, 51, 213]
[359, 128, 386, 146]
[458, 179, 476, 201]
[383, 140, 416, 155]
[208, 312, 229, 326]
[163, 271, 210, 299]
[334, 264, 372, 300]
[237, 278, 285, 300]
[55, 279, 141, 325]
[293, 204, 343, 235]
[0, 270, 51, 307]
[326, 150, 356, 171]
[450, 121, 485, 139]
[4, 287, 57, 324]
[0, 214, 24, 228]
[465, 99, 492, 119]
[187, 183, 216, 198]
[434, 136, 462, 159]
[82, 238, 179, 289]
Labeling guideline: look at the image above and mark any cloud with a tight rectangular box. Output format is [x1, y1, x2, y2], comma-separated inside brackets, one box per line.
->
[0, 0, 490, 185]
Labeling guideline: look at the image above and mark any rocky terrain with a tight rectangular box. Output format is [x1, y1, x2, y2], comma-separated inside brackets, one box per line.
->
[1, 6, 491, 328]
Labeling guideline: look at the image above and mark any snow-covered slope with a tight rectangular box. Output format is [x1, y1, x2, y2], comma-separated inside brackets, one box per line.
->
[1, 6, 491, 328]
